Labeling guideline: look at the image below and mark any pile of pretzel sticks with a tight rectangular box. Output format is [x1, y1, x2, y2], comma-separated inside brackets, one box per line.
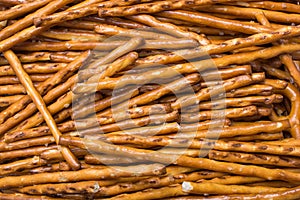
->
[1, 0, 300, 199]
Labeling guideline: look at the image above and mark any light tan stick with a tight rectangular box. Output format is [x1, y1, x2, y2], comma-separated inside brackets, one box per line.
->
[4, 50, 80, 170]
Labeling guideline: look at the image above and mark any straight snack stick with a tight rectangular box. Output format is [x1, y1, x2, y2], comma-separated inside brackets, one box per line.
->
[0, 0, 51, 21]
[0, 74, 53, 85]
[0, 163, 165, 189]
[209, 150, 300, 168]
[0, 51, 90, 134]
[127, 14, 210, 45]
[4, 50, 80, 170]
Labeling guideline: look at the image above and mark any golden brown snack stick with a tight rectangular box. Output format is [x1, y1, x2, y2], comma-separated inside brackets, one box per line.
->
[0, 95, 24, 107]
[0, 163, 165, 188]
[13, 38, 199, 51]
[0, 84, 28, 95]
[181, 106, 258, 122]
[223, 132, 284, 142]
[226, 84, 273, 98]
[127, 14, 209, 45]
[205, 175, 264, 185]
[61, 136, 300, 182]
[0, 51, 90, 131]
[137, 25, 300, 65]
[40, 147, 88, 161]
[201, 5, 300, 23]
[4, 50, 80, 170]
[34, 0, 155, 27]
[87, 16, 149, 29]
[40, 29, 107, 41]
[0, 0, 51, 21]
[0, 145, 56, 162]
[157, 10, 271, 34]
[95, 24, 176, 40]
[0, 0, 75, 41]
[84, 154, 143, 165]
[0, 74, 53, 85]
[209, 150, 300, 167]
[0, 63, 67, 76]
[230, 1, 300, 13]
[97, 0, 252, 17]
[281, 55, 300, 88]
[0, 192, 62, 200]
[182, 181, 287, 194]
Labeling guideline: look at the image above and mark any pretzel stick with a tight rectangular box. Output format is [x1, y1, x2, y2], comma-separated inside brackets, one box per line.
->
[209, 150, 300, 168]
[205, 175, 264, 185]
[0, 74, 53, 85]
[182, 181, 287, 194]
[13, 39, 199, 51]
[0, 51, 90, 130]
[137, 25, 300, 65]
[280, 55, 300, 88]
[40, 147, 88, 161]
[84, 154, 144, 165]
[0, 156, 48, 176]
[181, 106, 258, 122]
[0, 163, 165, 188]
[98, 0, 254, 17]
[223, 132, 284, 142]
[40, 29, 107, 41]
[0, 136, 55, 152]
[226, 84, 273, 98]
[230, 1, 300, 14]
[0, 63, 67, 76]
[127, 14, 209, 45]
[0, 0, 75, 42]
[0, 145, 56, 162]
[4, 50, 80, 170]
[201, 5, 300, 23]
[0, 0, 36, 5]
[157, 10, 271, 34]
[0, 95, 24, 107]
[94, 24, 176, 40]
[61, 136, 300, 182]
[0, 192, 62, 200]
[34, 0, 155, 27]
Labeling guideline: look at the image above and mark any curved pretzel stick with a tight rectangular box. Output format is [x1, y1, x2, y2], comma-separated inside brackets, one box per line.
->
[201, 5, 300, 24]
[209, 150, 300, 168]
[4, 50, 80, 170]
[127, 14, 209, 45]
[280, 55, 300, 88]
[182, 181, 287, 194]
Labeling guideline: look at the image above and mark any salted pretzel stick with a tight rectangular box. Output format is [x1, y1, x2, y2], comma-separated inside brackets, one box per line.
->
[98, 0, 254, 17]
[0, 55, 90, 137]
[137, 25, 300, 65]
[40, 147, 88, 161]
[95, 24, 176, 40]
[0, 63, 67, 76]
[202, 5, 300, 23]
[226, 84, 273, 98]
[84, 154, 143, 165]
[230, 1, 300, 14]
[0, 95, 24, 107]
[61, 136, 300, 182]
[157, 10, 271, 34]
[34, 0, 155, 27]
[0, 192, 62, 200]
[0, 0, 51, 21]
[0, 163, 165, 188]
[4, 50, 80, 170]
[0, 156, 47, 175]
[0, 84, 28, 95]
[127, 14, 209, 45]
[0, 0, 75, 42]
[209, 150, 300, 168]
[182, 181, 287, 195]
[41, 29, 107, 41]
[204, 175, 264, 185]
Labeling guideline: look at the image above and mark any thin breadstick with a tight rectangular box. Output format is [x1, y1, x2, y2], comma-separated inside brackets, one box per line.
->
[3, 50, 80, 170]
